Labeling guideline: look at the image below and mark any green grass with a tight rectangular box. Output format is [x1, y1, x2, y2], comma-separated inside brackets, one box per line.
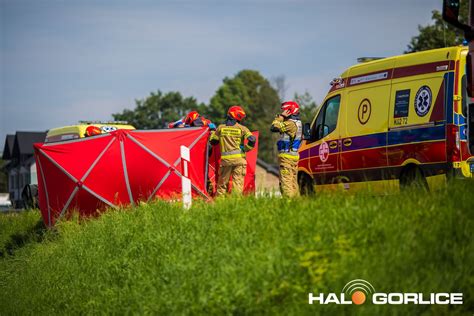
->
[0, 182, 473, 315]
[0, 210, 45, 257]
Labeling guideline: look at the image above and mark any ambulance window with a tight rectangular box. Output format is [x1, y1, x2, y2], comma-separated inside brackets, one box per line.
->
[312, 107, 325, 140]
[324, 97, 340, 136]
[312, 95, 341, 140]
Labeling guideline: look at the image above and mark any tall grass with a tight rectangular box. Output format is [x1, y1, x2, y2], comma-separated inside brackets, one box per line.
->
[0, 210, 44, 257]
[0, 182, 473, 315]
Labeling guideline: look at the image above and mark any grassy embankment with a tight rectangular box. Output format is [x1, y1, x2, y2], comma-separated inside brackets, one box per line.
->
[0, 182, 473, 315]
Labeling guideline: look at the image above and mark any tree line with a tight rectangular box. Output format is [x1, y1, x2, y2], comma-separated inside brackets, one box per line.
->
[113, 70, 318, 164]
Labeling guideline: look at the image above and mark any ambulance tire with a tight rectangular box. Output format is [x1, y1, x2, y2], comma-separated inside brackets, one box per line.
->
[298, 173, 315, 196]
[399, 166, 429, 191]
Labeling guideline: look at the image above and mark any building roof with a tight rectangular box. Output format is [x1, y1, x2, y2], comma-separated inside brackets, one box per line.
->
[2, 135, 15, 160]
[11, 131, 46, 158]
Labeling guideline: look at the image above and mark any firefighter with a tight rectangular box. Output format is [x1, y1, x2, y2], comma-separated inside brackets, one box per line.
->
[168, 118, 185, 128]
[271, 101, 303, 197]
[173, 110, 217, 194]
[210, 105, 256, 196]
[168, 111, 216, 129]
[184, 111, 216, 129]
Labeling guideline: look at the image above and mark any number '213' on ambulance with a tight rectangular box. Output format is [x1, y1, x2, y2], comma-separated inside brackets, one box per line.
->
[298, 46, 474, 193]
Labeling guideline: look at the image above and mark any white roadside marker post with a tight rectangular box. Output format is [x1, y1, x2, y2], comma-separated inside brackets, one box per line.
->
[180, 145, 192, 209]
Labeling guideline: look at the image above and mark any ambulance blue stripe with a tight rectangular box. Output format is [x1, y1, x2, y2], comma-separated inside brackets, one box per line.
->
[340, 126, 445, 151]
[305, 143, 339, 157]
[301, 125, 446, 156]
[341, 133, 386, 152]
[387, 125, 445, 145]
[445, 72, 454, 124]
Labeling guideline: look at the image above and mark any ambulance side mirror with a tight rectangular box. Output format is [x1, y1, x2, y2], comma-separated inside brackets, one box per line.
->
[322, 125, 330, 138]
[303, 123, 311, 140]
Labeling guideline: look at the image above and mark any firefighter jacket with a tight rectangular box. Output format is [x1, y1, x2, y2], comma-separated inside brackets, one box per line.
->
[210, 119, 256, 166]
[271, 114, 303, 160]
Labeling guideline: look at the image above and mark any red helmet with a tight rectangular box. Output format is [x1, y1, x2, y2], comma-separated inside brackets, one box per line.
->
[184, 111, 200, 125]
[201, 117, 211, 126]
[227, 105, 246, 121]
[281, 101, 300, 115]
[85, 125, 102, 137]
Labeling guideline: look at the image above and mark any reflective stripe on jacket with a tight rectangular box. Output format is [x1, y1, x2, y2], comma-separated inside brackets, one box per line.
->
[209, 121, 254, 165]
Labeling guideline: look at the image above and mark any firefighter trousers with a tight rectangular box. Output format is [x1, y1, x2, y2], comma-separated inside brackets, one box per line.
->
[279, 157, 299, 197]
[216, 164, 246, 196]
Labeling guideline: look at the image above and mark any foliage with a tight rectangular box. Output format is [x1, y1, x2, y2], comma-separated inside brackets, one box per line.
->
[0, 210, 45, 257]
[405, 1, 468, 53]
[112, 91, 206, 129]
[1, 182, 473, 315]
[208, 70, 281, 164]
[111, 71, 321, 165]
[294, 91, 319, 125]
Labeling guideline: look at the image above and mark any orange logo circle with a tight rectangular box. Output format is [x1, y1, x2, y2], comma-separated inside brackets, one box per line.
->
[352, 291, 366, 305]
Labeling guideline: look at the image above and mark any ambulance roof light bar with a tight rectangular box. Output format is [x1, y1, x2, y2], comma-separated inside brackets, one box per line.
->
[357, 57, 385, 63]
[78, 120, 130, 125]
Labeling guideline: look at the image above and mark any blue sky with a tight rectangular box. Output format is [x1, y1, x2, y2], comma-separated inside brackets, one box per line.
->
[1, 0, 441, 149]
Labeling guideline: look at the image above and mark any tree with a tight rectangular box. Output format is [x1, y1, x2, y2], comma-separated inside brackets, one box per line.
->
[208, 70, 281, 164]
[406, 1, 468, 53]
[112, 91, 205, 129]
[294, 91, 319, 124]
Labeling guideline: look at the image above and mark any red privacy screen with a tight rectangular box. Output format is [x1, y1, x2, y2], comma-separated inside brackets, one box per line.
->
[34, 128, 210, 226]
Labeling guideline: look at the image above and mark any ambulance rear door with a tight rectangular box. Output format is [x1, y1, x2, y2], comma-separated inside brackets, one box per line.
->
[388, 49, 450, 179]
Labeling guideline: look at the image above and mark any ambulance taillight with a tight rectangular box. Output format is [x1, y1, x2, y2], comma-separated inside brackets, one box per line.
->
[447, 124, 461, 161]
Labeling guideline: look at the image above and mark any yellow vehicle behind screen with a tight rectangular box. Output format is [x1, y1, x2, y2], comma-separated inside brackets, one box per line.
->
[45, 121, 135, 143]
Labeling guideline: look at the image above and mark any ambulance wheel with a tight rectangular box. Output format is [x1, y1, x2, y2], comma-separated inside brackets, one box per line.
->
[399, 166, 428, 191]
[298, 173, 315, 196]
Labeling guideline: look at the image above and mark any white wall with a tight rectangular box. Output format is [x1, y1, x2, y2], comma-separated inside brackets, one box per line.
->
[30, 162, 37, 185]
